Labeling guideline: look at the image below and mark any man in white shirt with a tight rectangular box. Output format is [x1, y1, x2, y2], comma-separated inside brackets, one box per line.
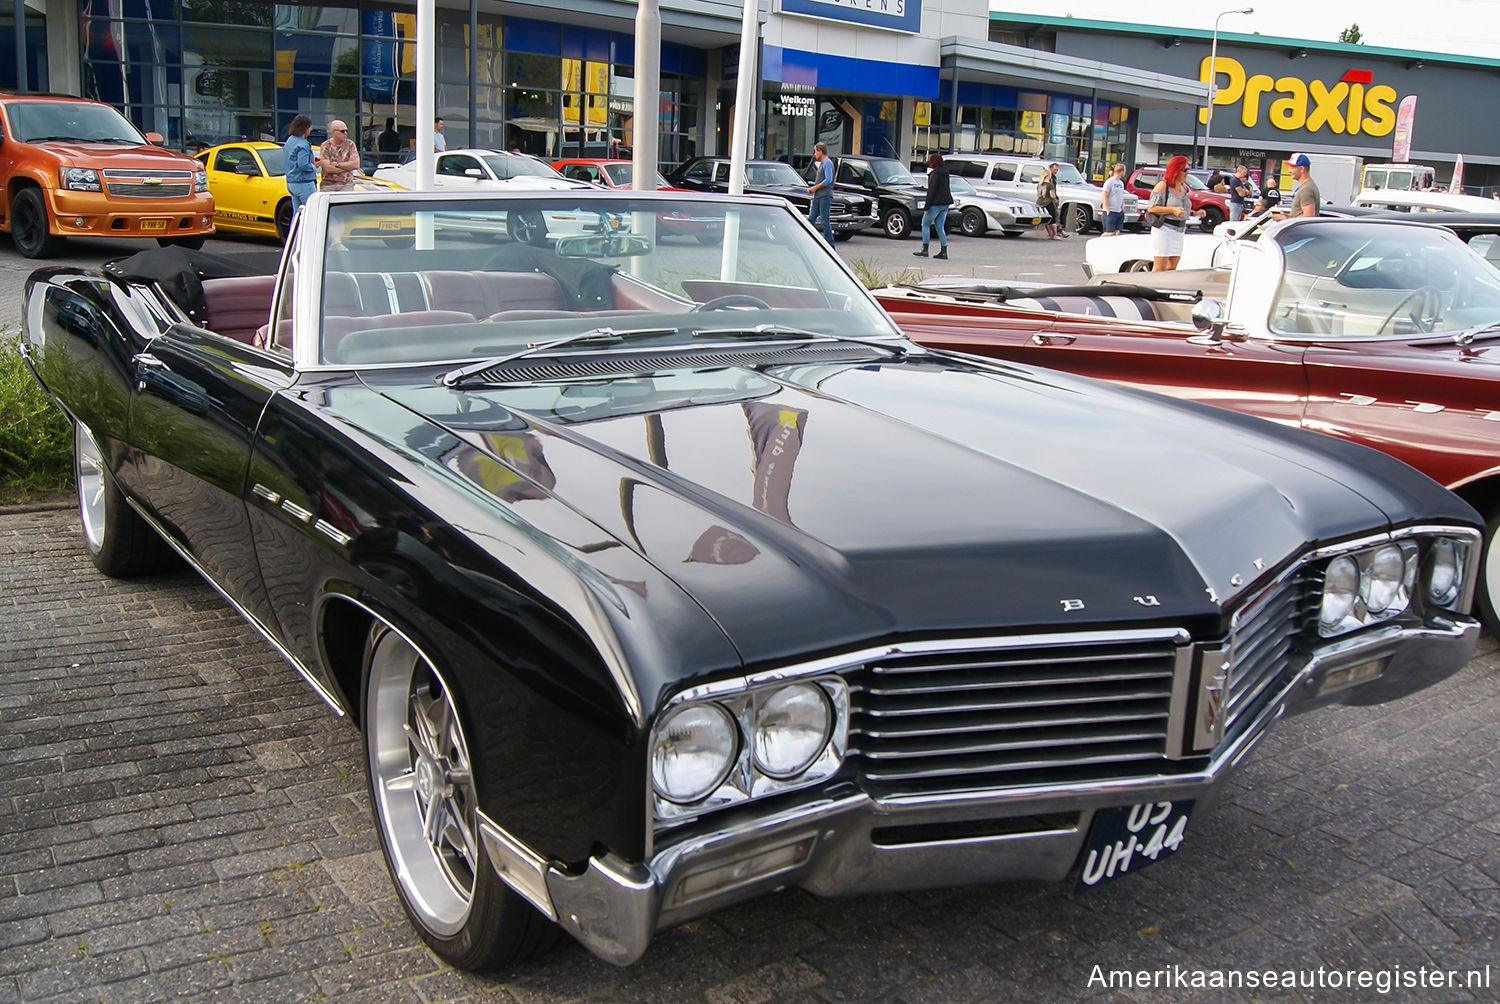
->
[1100, 164, 1127, 235]
[434, 117, 447, 153]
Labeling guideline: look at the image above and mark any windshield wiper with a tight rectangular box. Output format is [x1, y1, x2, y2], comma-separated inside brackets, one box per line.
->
[440, 326, 680, 387]
[1452, 321, 1500, 346]
[691, 323, 908, 357]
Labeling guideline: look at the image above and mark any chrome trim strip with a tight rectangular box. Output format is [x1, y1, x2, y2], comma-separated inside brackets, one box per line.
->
[662, 628, 1194, 710]
[476, 811, 557, 921]
[124, 497, 345, 716]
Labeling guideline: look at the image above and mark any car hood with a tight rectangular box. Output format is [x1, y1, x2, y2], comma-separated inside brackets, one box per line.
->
[751, 183, 858, 207]
[29, 141, 200, 169]
[362, 351, 1457, 672]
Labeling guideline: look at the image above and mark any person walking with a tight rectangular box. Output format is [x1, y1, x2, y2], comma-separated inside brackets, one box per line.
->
[914, 153, 952, 259]
[377, 117, 402, 164]
[1227, 164, 1253, 221]
[283, 114, 316, 225]
[1100, 163, 1127, 236]
[1037, 163, 1065, 239]
[318, 120, 360, 192]
[806, 142, 835, 246]
[1146, 154, 1203, 271]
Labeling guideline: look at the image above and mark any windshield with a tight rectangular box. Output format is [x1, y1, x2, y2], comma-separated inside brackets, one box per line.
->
[1268, 222, 1500, 338]
[600, 163, 668, 188]
[746, 162, 806, 187]
[1054, 164, 1087, 185]
[871, 160, 918, 185]
[5, 101, 147, 145]
[305, 195, 901, 367]
[481, 154, 565, 180]
[1184, 174, 1209, 191]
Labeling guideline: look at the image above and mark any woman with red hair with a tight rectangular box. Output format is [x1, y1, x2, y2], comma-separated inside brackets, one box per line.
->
[1146, 154, 1204, 270]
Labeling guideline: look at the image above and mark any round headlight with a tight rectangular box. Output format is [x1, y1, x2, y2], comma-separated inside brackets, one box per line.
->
[1320, 555, 1359, 631]
[651, 703, 737, 804]
[1427, 538, 1462, 605]
[752, 683, 832, 779]
[1362, 544, 1408, 613]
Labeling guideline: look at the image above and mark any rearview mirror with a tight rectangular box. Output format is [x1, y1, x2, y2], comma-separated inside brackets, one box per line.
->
[555, 232, 652, 258]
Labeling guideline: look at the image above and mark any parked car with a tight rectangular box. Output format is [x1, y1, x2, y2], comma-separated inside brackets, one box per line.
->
[374, 149, 589, 192]
[938, 173, 1048, 237]
[0, 92, 213, 257]
[878, 215, 1500, 634]
[943, 154, 1141, 234]
[801, 155, 926, 239]
[1125, 167, 1231, 228]
[196, 141, 406, 241]
[550, 157, 712, 242]
[21, 188, 1483, 971]
[666, 156, 875, 239]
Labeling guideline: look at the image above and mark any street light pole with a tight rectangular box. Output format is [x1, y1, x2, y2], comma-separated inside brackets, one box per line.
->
[1203, 8, 1253, 169]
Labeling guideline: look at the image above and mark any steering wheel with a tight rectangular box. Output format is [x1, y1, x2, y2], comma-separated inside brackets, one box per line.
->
[692, 294, 771, 312]
[1376, 285, 1443, 334]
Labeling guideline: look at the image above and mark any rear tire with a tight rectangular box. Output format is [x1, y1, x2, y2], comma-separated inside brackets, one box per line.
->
[74, 421, 177, 577]
[275, 199, 294, 242]
[363, 624, 561, 970]
[1126, 260, 1154, 272]
[1200, 205, 1225, 229]
[11, 188, 64, 259]
[1067, 203, 1094, 234]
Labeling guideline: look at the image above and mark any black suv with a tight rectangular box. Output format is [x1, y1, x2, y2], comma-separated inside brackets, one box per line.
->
[667, 157, 875, 239]
[806, 156, 926, 239]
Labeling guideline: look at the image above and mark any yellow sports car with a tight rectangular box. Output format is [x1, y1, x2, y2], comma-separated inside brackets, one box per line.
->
[195, 141, 405, 241]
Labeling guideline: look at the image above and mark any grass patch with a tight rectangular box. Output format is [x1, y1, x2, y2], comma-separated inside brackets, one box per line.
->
[0, 329, 72, 504]
[845, 257, 923, 290]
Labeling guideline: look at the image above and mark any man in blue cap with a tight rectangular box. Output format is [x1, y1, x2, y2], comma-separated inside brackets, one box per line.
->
[1277, 153, 1320, 219]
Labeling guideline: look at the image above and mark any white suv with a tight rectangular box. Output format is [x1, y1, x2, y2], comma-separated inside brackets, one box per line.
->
[943, 155, 1142, 234]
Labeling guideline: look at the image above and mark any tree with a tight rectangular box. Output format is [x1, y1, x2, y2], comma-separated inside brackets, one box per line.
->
[1339, 23, 1362, 44]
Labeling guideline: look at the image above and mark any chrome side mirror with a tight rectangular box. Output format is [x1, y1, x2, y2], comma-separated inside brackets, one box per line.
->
[1187, 299, 1227, 345]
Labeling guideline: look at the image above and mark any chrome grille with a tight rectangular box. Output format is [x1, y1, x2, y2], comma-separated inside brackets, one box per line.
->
[1223, 571, 1314, 739]
[848, 636, 1182, 795]
[102, 170, 194, 198]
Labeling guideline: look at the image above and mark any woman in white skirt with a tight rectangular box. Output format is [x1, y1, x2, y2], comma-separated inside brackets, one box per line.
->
[1147, 155, 1204, 270]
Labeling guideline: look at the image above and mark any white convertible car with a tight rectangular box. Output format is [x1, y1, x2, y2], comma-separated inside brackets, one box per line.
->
[1081, 213, 1264, 276]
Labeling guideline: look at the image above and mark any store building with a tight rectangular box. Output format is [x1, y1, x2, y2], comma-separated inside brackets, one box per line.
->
[4, 0, 1211, 175]
[989, 13, 1500, 196]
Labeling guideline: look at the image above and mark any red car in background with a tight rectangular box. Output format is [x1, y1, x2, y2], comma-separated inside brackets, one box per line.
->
[551, 157, 714, 241]
[877, 215, 1500, 635]
[1125, 167, 1231, 228]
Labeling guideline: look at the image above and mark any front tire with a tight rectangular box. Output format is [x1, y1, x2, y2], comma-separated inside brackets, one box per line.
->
[1478, 507, 1500, 638]
[1200, 205, 1225, 228]
[74, 421, 177, 576]
[882, 209, 911, 239]
[1125, 260, 1154, 272]
[363, 624, 559, 970]
[959, 207, 987, 237]
[507, 210, 548, 246]
[11, 188, 64, 259]
[1066, 203, 1094, 235]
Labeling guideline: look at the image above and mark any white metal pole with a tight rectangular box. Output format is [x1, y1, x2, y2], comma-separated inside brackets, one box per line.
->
[633, 0, 661, 190]
[415, 0, 435, 246]
[728, 0, 759, 197]
[1203, 8, 1252, 169]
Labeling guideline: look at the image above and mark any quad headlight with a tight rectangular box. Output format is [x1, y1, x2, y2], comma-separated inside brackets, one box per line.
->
[1318, 535, 1472, 637]
[60, 167, 101, 192]
[650, 676, 848, 820]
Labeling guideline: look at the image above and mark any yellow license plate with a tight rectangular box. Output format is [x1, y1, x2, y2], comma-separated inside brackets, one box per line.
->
[379, 219, 402, 232]
[140, 219, 168, 231]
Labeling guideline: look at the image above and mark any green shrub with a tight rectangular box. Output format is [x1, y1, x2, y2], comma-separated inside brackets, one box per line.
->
[0, 330, 73, 504]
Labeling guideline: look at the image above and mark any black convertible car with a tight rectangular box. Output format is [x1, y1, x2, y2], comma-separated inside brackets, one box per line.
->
[21, 188, 1481, 969]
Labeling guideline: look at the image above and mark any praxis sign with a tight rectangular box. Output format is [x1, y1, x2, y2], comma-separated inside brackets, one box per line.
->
[1198, 56, 1405, 137]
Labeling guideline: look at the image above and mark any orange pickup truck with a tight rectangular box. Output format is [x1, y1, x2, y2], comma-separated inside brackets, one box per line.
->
[0, 92, 213, 258]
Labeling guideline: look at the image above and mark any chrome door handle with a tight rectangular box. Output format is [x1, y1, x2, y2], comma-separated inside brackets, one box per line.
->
[1032, 332, 1077, 346]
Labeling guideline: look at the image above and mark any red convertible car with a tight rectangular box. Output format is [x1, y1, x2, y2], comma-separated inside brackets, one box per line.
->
[879, 216, 1500, 634]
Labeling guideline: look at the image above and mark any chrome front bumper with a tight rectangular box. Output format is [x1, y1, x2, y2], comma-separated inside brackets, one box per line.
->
[479, 614, 1478, 966]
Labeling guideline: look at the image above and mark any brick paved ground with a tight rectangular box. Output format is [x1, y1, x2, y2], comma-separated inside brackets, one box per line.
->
[2, 504, 1498, 1003]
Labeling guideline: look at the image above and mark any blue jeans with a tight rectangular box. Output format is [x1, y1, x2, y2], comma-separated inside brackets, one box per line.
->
[920, 204, 949, 246]
[1103, 211, 1124, 233]
[809, 195, 834, 245]
[288, 182, 315, 218]
[1229, 202, 1244, 222]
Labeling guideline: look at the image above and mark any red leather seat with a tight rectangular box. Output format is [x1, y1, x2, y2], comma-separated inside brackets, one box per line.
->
[422, 271, 566, 318]
[200, 275, 276, 345]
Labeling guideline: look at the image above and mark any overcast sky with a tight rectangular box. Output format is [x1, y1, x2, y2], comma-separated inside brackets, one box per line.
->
[990, 2, 1500, 60]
